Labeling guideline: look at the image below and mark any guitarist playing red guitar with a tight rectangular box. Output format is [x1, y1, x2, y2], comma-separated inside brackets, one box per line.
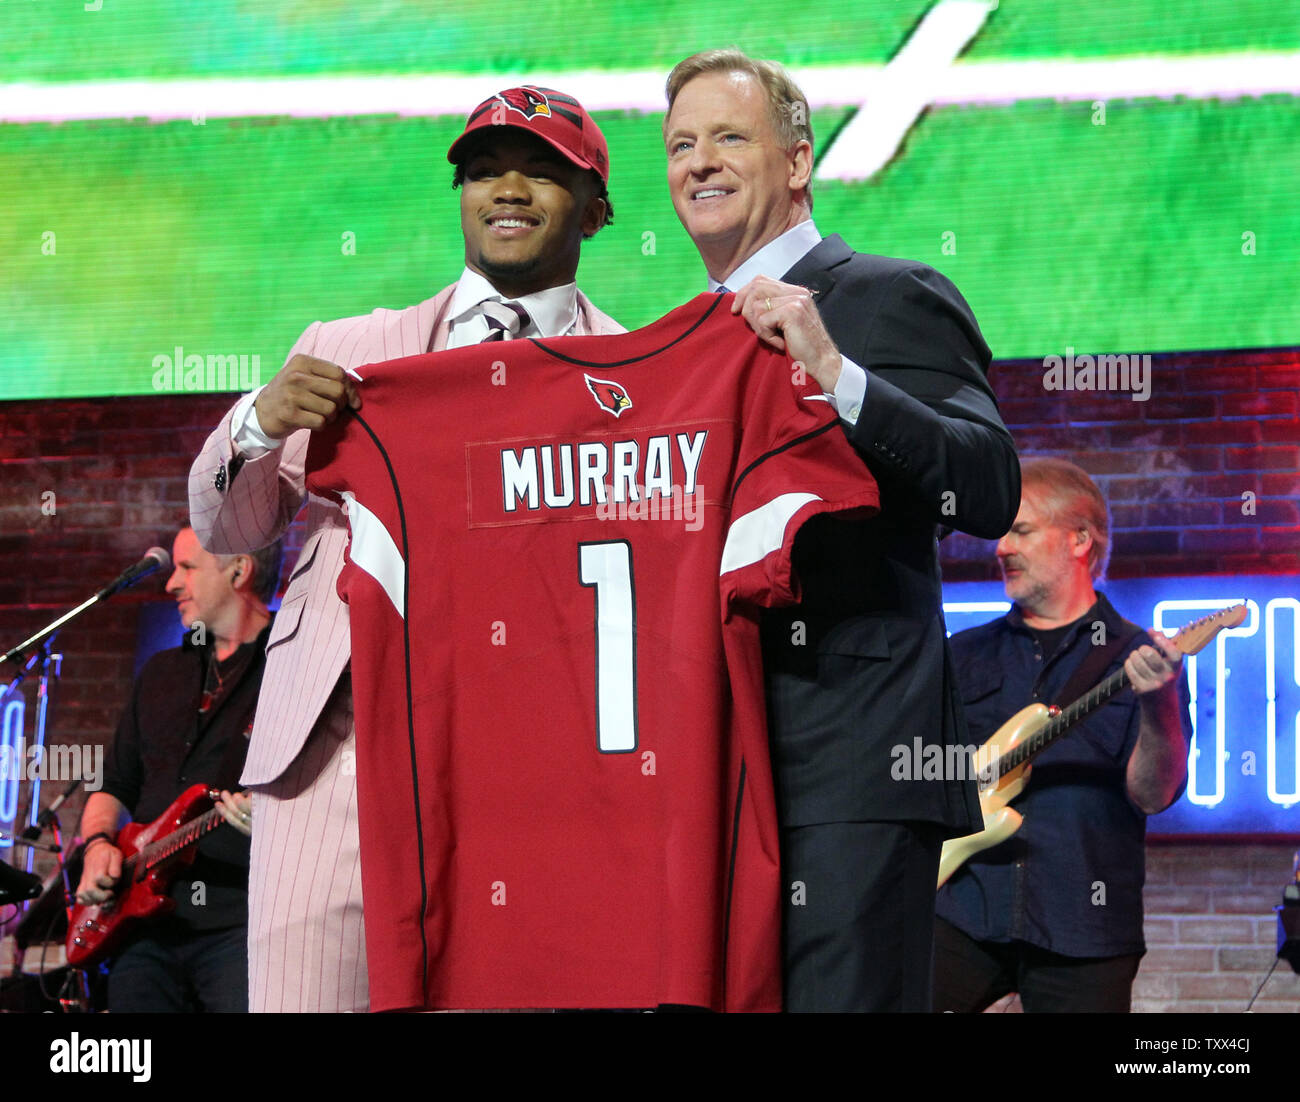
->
[73, 525, 280, 1012]
[933, 459, 1194, 1014]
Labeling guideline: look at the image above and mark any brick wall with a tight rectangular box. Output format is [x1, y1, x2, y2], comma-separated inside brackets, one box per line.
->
[956, 345, 1300, 1012]
[1, 345, 1297, 1008]
[1138, 842, 1300, 1012]
[944, 346, 1300, 580]
[0, 395, 304, 799]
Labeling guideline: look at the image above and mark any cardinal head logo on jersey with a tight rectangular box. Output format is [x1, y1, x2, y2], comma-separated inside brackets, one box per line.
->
[585, 374, 633, 418]
[496, 87, 552, 122]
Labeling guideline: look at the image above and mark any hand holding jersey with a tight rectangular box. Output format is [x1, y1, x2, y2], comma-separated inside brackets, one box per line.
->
[730, 275, 843, 392]
[305, 294, 881, 1010]
[253, 355, 362, 440]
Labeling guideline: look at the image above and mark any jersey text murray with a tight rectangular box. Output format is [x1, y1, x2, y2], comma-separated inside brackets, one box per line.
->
[501, 431, 708, 513]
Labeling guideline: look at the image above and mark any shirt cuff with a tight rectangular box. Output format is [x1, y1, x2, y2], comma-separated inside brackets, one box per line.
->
[832, 357, 867, 426]
[230, 386, 281, 459]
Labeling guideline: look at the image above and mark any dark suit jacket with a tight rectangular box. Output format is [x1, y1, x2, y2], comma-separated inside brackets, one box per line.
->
[763, 235, 1020, 835]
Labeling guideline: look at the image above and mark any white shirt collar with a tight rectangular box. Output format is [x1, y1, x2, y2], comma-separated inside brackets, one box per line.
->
[707, 220, 823, 292]
[446, 267, 579, 338]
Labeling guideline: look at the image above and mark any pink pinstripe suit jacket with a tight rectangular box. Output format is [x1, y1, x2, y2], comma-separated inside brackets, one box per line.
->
[189, 282, 623, 785]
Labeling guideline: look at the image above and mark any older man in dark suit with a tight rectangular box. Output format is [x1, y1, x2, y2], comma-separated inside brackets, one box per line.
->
[663, 48, 1020, 1011]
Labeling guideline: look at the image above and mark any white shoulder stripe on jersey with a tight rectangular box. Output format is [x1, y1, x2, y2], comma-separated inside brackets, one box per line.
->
[720, 492, 820, 576]
[341, 490, 406, 619]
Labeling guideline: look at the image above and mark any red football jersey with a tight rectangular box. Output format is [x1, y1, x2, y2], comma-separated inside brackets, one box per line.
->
[305, 293, 880, 1011]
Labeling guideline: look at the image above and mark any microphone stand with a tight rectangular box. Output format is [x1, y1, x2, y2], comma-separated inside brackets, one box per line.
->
[1, 557, 165, 1011]
[0, 560, 156, 674]
[48, 807, 92, 1012]
[0, 642, 77, 1008]
[1, 820, 92, 1012]
[1, 555, 167, 841]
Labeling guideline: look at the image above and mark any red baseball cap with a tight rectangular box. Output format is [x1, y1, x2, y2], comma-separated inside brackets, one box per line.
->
[447, 86, 610, 184]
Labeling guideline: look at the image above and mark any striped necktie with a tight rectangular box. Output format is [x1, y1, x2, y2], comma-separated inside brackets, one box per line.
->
[480, 300, 531, 342]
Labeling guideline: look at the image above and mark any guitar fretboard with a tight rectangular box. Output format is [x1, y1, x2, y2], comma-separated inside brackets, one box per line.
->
[125, 805, 227, 883]
[996, 666, 1132, 777]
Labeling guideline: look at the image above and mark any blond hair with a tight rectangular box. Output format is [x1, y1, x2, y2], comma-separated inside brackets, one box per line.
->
[1020, 457, 1112, 581]
[665, 48, 814, 208]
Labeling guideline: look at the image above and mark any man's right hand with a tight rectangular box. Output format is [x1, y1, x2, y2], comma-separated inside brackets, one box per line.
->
[253, 354, 361, 440]
[75, 840, 124, 906]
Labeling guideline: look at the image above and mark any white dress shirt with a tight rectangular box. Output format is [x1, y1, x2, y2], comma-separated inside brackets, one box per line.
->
[440, 268, 579, 349]
[709, 220, 867, 427]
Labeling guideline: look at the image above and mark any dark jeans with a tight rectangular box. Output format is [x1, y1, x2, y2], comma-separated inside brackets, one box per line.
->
[932, 915, 1141, 1013]
[108, 917, 248, 1013]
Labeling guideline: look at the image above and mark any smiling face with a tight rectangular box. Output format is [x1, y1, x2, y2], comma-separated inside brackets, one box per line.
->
[458, 129, 605, 300]
[664, 69, 811, 281]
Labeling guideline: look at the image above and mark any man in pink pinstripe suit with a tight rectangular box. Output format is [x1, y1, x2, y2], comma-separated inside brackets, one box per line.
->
[188, 85, 623, 1011]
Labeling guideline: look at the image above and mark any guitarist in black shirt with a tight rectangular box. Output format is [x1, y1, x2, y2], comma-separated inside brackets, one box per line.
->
[74, 526, 281, 1012]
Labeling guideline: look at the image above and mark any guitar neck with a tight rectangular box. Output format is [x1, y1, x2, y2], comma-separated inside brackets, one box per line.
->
[130, 805, 228, 878]
[998, 665, 1132, 776]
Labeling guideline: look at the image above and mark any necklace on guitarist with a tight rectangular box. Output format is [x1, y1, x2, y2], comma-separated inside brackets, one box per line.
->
[198, 652, 225, 714]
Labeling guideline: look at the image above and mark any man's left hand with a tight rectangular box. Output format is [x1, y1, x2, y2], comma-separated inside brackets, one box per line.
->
[217, 789, 253, 837]
[1127, 631, 1183, 695]
[732, 276, 842, 392]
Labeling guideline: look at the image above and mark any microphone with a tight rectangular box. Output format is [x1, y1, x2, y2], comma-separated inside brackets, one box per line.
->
[96, 547, 172, 600]
[1, 546, 174, 669]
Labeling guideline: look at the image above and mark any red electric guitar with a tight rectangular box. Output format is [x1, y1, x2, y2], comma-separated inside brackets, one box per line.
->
[66, 784, 231, 968]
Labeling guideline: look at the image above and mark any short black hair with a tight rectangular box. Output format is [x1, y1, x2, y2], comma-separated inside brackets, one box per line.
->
[451, 160, 614, 234]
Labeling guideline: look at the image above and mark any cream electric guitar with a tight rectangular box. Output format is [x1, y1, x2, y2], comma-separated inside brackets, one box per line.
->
[937, 603, 1247, 888]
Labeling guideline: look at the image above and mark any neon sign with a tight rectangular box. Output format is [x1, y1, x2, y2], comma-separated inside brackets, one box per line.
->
[0, 698, 23, 839]
[943, 575, 1300, 834]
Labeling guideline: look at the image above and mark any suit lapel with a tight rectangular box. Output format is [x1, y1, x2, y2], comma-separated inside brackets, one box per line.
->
[361, 284, 458, 360]
[782, 233, 855, 304]
[423, 284, 458, 353]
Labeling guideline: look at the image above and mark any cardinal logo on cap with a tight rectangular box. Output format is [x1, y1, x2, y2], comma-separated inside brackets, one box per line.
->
[496, 87, 552, 122]
[585, 374, 633, 418]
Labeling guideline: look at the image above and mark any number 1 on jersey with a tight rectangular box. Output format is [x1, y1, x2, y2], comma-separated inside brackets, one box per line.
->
[579, 541, 637, 753]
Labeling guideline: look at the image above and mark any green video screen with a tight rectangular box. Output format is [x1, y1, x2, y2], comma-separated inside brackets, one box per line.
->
[2, 0, 1297, 400]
